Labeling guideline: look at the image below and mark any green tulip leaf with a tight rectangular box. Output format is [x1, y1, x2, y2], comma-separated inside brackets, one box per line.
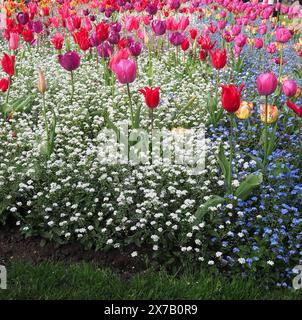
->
[235, 173, 263, 201]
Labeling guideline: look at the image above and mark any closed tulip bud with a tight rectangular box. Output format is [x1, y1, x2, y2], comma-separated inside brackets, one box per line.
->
[257, 72, 278, 96]
[235, 101, 254, 120]
[282, 80, 297, 97]
[38, 68, 47, 93]
[260, 104, 279, 124]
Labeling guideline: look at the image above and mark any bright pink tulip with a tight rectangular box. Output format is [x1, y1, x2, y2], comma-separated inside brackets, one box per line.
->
[257, 72, 278, 96]
[254, 38, 263, 49]
[114, 59, 137, 84]
[275, 27, 292, 43]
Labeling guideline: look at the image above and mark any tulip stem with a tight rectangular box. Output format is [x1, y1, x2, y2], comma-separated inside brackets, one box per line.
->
[42, 92, 49, 143]
[5, 77, 11, 104]
[70, 71, 74, 104]
[264, 95, 269, 166]
[228, 114, 233, 194]
[278, 44, 283, 83]
[127, 83, 134, 127]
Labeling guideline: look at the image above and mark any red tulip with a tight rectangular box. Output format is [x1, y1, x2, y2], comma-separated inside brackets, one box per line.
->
[181, 39, 190, 51]
[209, 48, 227, 70]
[51, 33, 64, 50]
[221, 84, 245, 113]
[1, 53, 15, 77]
[139, 87, 160, 109]
[199, 49, 208, 61]
[189, 28, 198, 40]
[95, 22, 109, 42]
[0, 78, 9, 93]
[287, 100, 302, 117]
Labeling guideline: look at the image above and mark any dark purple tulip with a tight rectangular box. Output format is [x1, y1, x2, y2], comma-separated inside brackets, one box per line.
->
[108, 31, 120, 45]
[17, 12, 29, 25]
[89, 32, 101, 47]
[169, 32, 185, 46]
[111, 21, 122, 33]
[126, 36, 135, 46]
[151, 20, 166, 36]
[146, 3, 158, 15]
[89, 15, 96, 22]
[129, 41, 142, 57]
[58, 51, 81, 72]
[105, 9, 112, 18]
[97, 42, 113, 59]
[99, 6, 106, 13]
[33, 20, 43, 34]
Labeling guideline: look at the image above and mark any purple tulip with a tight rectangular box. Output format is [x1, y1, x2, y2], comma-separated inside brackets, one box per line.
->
[33, 20, 43, 34]
[111, 22, 122, 33]
[146, 3, 158, 15]
[151, 20, 166, 36]
[169, 32, 185, 46]
[83, 9, 89, 16]
[17, 12, 29, 25]
[90, 15, 96, 22]
[129, 41, 142, 57]
[58, 51, 81, 72]
[108, 31, 120, 45]
[97, 42, 113, 59]
[89, 32, 101, 47]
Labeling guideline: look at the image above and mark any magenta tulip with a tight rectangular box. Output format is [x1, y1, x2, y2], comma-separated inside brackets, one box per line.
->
[282, 80, 297, 98]
[257, 72, 278, 96]
[275, 27, 292, 43]
[114, 59, 137, 84]
[58, 51, 81, 71]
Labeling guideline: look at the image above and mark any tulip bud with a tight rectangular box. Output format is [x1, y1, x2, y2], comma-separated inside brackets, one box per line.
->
[257, 72, 278, 96]
[235, 101, 254, 120]
[38, 68, 47, 93]
[260, 104, 279, 124]
[282, 80, 297, 98]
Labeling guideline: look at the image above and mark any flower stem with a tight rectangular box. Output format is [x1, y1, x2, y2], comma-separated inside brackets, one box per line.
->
[5, 77, 11, 104]
[264, 95, 269, 166]
[126, 83, 134, 127]
[42, 92, 49, 141]
[228, 113, 233, 194]
[70, 70, 74, 104]
[278, 44, 283, 83]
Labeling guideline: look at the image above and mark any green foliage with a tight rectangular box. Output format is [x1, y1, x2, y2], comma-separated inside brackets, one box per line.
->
[235, 173, 263, 201]
[0, 261, 301, 300]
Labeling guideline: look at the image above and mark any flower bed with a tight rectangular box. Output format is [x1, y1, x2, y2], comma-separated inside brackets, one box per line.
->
[0, 0, 302, 288]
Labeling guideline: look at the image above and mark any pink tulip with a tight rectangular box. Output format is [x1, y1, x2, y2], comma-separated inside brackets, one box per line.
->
[234, 34, 247, 47]
[282, 80, 297, 97]
[257, 72, 278, 96]
[9, 33, 20, 50]
[275, 27, 292, 43]
[114, 59, 137, 84]
[254, 38, 263, 49]
[266, 43, 277, 54]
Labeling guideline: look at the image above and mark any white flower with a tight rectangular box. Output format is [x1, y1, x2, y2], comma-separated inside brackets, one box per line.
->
[131, 251, 138, 258]
[267, 260, 274, 266]
[238, 258, 246, 264]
